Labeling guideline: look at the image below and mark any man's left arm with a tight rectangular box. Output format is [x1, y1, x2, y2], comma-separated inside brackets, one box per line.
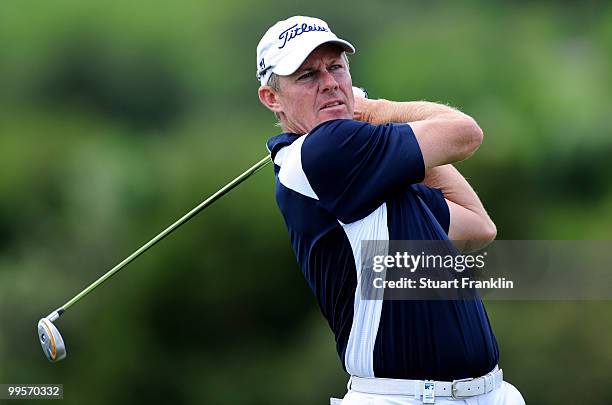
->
[421, 164, 496, 252]
[355, 95, 496, 252]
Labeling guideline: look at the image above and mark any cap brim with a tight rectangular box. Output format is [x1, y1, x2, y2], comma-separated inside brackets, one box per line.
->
[273, 38, 355, 77]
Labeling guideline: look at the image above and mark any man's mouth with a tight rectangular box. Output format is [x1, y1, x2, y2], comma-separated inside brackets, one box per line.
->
[320, 100, 344, 110]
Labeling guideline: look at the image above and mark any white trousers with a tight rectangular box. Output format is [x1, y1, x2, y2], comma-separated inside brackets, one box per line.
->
[337, 381, 525, 405]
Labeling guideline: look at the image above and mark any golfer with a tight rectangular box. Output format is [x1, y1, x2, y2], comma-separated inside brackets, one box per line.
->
[257, 16, 524, 404]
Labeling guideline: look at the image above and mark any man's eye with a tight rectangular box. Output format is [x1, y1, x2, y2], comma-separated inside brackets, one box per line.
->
[298, 71, 314, 80]
[330, 64, 342, 70]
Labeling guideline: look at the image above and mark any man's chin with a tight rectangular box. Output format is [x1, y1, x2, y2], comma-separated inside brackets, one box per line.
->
[317, 108, 351, 123]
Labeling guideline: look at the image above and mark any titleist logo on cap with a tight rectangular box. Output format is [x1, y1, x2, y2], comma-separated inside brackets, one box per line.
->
[256, 16, 355, 85]
[278, 23, 328, 49]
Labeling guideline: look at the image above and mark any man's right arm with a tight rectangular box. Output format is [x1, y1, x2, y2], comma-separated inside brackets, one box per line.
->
[354, 99, 483, 169]
[354, 97, 495, 251]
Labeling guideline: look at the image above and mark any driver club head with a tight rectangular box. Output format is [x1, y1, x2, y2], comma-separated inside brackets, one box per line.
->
[38, 318, 66, 362]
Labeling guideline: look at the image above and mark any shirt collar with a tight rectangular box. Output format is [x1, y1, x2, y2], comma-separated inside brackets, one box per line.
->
[266, 132, 302, 161]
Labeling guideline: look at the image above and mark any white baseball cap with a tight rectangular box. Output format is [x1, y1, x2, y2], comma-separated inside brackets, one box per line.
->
[256, 16, 355, 86]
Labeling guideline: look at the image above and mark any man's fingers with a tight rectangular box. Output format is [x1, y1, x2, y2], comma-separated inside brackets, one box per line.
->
[352, 86, 368, 99]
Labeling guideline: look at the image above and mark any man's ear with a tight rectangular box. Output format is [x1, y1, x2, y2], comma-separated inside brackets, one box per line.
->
[258, 86, 283, 113]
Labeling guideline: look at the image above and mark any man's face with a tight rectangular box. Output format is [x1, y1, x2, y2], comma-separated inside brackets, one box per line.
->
[272, 44, 354, 134]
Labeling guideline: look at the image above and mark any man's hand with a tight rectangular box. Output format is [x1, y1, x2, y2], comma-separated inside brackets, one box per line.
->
[353, 95, 378, 123]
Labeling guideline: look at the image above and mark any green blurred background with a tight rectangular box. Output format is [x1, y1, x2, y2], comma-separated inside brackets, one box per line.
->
[1, 0, 611, 403]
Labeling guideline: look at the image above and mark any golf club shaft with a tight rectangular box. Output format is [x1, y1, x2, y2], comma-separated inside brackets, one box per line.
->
[52, 155, 271, 318]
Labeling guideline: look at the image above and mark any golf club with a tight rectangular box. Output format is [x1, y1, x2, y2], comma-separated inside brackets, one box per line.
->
[38, 155, 271, 362]
[38, 86, 368, 363]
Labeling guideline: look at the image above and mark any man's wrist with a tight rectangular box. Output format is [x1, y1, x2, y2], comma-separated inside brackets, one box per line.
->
[366, 99, 392, 124]
[366, 99, 418, 124]
[368, 99, 471, 124]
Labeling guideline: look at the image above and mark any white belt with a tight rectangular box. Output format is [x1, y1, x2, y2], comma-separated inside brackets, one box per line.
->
[348, 366, 503, 400]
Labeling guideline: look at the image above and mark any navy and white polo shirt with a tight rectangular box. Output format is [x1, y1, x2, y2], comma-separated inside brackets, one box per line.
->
[267, 119, 499, 381]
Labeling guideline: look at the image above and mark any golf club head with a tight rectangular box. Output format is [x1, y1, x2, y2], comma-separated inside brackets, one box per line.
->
[38, 318, 66, 362]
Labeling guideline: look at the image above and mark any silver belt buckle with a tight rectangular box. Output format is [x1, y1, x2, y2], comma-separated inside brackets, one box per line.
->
[451, 377, 474, 399]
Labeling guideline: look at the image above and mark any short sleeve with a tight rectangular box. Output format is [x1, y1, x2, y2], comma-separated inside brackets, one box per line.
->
[411, 184, 450, 234]
[301, 119, 425, 223]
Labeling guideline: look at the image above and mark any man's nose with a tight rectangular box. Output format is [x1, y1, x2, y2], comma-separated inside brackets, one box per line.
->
[319, 70, 339, 92]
